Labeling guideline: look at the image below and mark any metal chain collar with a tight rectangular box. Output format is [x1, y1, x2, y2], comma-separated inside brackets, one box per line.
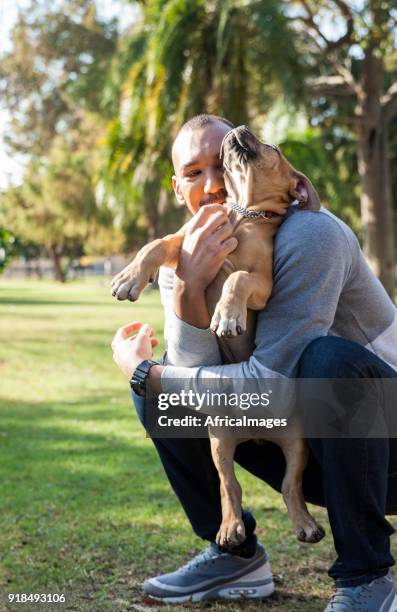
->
[226, 201, 278, 219]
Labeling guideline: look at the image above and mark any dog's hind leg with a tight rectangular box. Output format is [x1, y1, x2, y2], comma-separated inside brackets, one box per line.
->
[209, 432, 247, 548]
[275, 434, 325, 543]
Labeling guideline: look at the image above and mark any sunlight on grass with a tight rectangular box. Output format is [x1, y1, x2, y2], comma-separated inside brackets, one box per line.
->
[0, 278, 395, 611]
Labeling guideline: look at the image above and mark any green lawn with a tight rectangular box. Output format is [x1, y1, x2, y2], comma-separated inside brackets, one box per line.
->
[0, 278, 395, 611]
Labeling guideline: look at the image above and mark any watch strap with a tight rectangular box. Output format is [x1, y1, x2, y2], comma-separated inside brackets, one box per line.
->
[130, 359, 160, 396]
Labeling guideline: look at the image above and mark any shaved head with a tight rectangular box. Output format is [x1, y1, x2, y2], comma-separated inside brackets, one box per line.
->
[172, 114, 234, 172]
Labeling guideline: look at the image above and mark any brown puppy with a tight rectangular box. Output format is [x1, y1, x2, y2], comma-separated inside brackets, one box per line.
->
[111, 125, 325, 546]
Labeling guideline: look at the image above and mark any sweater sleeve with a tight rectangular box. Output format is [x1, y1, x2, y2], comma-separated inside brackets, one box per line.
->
[158, 266, 222, 367]
[164, 312, 222, 367]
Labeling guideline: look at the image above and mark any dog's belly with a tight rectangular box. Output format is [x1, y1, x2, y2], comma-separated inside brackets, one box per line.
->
[205, 263, 256, 364]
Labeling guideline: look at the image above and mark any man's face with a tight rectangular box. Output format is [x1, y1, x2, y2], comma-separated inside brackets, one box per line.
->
[172, 121, 231, 215]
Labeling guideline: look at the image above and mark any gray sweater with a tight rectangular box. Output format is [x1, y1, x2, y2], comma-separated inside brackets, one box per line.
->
[158, 207, 397, 395]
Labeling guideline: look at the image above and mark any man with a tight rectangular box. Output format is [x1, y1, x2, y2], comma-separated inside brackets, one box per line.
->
[112, 114, 397, 611]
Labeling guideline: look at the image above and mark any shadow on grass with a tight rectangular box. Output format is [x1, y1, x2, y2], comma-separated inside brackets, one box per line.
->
[0, 397, 188, 584]
[0, 397, 166, 502]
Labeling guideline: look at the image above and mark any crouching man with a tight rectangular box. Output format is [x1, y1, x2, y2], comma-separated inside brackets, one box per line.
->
[112, 114, 397, 611]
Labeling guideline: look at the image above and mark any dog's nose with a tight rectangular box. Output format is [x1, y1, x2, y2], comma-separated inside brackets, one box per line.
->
[220, 129, 235, 159]
[234, 128, 257, 160]
[233, 125, 249, 134]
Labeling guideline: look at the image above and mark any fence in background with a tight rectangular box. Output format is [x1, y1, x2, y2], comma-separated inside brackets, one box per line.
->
[2, 255, 130, 279]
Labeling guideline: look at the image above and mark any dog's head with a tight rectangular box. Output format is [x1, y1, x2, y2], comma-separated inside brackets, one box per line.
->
[220, 125, 321, 215]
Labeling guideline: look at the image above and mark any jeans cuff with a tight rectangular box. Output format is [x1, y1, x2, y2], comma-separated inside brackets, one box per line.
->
[218, 534, 257, 558]
[335, 568, 389, 588]
[242, 509, 256, 537]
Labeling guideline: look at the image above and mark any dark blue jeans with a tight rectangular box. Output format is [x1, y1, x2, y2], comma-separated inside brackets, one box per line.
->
[132, 337, 397, 587]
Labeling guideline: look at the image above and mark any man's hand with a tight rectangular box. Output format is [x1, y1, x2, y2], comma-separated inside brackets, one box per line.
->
[177, 204, 237, 290]
[174, 205, 237, 328]
[111, 322, 158, 379]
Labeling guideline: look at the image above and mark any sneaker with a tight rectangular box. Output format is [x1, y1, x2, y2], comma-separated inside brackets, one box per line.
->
[143, 542, 274, 603]
[325, 570, 397, 611]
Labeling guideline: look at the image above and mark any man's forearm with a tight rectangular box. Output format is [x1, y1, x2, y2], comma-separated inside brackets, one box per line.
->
[174, 278, 211, 329]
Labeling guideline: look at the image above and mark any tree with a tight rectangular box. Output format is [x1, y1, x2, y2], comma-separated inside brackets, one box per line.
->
[0, 0, 122, 279]
[287, 0, 397, 296]
[105, 0, 397, 297]
[104, 0, 304, 238]
[0, 0, 117, 156]
[1, 113, 123, 281]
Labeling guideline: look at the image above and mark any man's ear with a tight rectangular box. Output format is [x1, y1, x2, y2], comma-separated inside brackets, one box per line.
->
[172, 175, 186, 207]
[289, 172, 321, 211]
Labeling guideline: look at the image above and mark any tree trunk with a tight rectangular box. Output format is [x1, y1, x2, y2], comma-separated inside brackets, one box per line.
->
[34, 260, 43, 279]
[49, 245, 66, 282]
[357, 119, 395, 298]
[356, 32, 395, 299]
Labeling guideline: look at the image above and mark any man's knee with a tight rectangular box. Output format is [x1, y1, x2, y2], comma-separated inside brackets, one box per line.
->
[298, 336, 376, 378]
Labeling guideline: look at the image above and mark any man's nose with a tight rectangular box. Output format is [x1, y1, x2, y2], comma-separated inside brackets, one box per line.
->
[203, 169, 224, 193]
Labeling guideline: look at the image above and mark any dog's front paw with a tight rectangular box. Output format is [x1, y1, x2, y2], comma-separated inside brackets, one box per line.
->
[216, 518, 246, 549]
[111, 262, 155, 302]
[210, 301, 247, 338]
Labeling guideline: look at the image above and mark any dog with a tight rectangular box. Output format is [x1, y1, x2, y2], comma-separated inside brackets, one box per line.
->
[111, 125, 325, 547]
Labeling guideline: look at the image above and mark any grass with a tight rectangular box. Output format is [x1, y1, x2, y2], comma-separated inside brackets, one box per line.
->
[0, 278, 395, 611]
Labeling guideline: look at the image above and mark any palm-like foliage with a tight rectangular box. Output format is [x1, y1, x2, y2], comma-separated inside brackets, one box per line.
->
[103, 0, 303, 240]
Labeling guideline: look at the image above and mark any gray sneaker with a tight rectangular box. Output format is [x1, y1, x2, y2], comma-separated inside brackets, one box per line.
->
[325, 570, 397, 611]
[143, 542, 274, 603]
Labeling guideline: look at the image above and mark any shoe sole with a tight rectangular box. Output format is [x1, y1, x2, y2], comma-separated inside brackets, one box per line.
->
[146, 564, 275, 603]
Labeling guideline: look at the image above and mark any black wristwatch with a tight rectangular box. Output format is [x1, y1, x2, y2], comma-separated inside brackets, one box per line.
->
[130, 359, 160, 397]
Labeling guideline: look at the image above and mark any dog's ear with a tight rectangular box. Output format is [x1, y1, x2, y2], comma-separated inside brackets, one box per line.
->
[289, 172, 321, 211]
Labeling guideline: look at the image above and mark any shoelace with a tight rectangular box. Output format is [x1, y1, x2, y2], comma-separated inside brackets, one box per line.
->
[179, 545, 221, 574]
